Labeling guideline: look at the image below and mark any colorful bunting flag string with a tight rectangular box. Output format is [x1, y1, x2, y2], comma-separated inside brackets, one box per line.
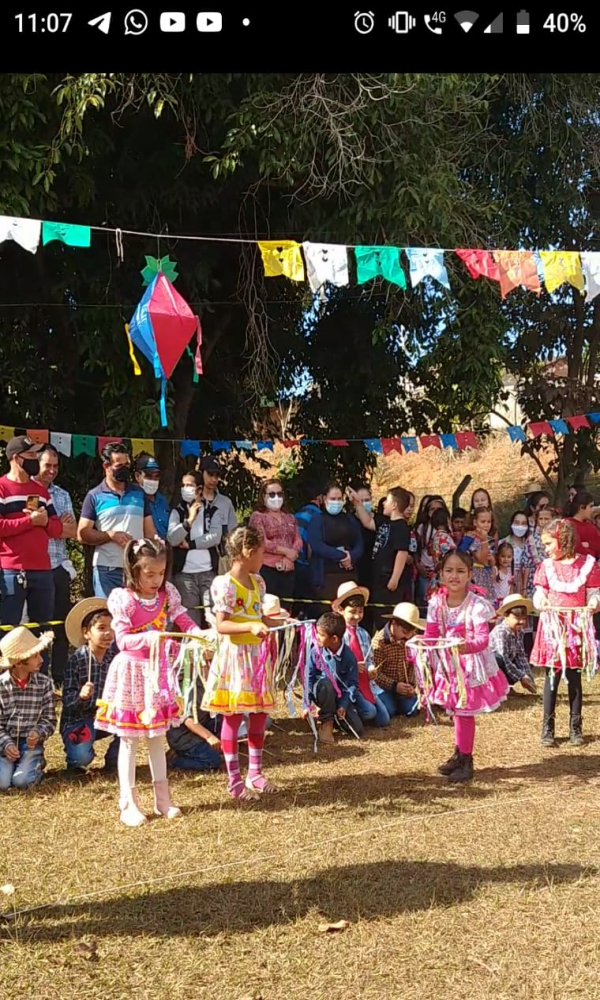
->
[2, 212, 600, 301]
[0, 411, 598, 460]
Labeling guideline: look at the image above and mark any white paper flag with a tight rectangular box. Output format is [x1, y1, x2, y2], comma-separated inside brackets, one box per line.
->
[50, 432, 72, 457]
[302, 242, 349, 300]
[581, 252, 600, 301]
[0, 216, 41, 254]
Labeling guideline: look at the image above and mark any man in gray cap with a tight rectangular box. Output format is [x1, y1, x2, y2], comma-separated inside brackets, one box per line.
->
[0, 436, 62, 638]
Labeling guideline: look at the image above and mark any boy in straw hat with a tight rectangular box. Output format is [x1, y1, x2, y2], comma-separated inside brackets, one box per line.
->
[332, 581, 390, 727]
[0, 627, 56, 790]
[61, 598, 118, 772]
[371, 603, 425, 719]
[489, 595, 537, 695]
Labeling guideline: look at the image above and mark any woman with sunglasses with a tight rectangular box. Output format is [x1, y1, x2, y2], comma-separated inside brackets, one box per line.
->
[249, 479, 302, 600]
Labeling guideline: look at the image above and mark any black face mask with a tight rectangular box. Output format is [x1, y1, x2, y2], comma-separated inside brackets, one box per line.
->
[112, 465, 131, 483]
[21, 457, 40, 477]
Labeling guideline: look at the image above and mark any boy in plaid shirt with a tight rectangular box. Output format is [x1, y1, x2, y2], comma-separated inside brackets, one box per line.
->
[372, 602, 425, 718]
[0, 627, 56, 790]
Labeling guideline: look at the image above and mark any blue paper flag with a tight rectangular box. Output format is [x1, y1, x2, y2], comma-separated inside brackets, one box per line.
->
[364, 438, 384, 454]
[405, 248, 450, 290]
[180, 440, 200, 458]
[587, 413, 600, 424]
[211, 440, 231, 452]
[257, 441, 274, 452]
[300, 439, 318, 445]
[401, 436, 419, 454]
[549, 419, 570, 435]
[234, 441, 254, 451]
[507, 426, 527, 443]
[440, 433, 458, 450]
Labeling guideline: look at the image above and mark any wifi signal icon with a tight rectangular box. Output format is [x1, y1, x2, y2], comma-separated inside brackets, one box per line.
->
[454, 9, 480, 31]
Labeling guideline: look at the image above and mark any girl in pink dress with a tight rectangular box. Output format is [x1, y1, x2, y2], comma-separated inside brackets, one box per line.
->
[96, 538, 209, 827]
[421, 550, 509, 783]
[531, 519, 600, 747]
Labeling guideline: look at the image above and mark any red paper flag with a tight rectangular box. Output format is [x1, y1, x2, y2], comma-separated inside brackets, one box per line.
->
[529, 421, 554, 438]
[567, 415, 591, 431]
[327, 439, 349, 447]
[420, 435, 441, 450]
[493, 251, 541, 298]
[26, 429, 49, 446]
[381, 437, 402, 455]
[456, 431, 478, 451]
[455, 249, 500, 282]
[97, 436, 123, 455]
[282, 440, 300, 448]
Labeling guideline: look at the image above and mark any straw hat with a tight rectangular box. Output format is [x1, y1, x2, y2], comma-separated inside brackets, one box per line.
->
[382, 602, 426, 631]
[65, 598, 109, 649]
[262, 594, 291, 624]
[0, 627, 54, 668]
[496, 594, 534, 617]
[331, 580, 370, 614]
[524, 482, 543, 496]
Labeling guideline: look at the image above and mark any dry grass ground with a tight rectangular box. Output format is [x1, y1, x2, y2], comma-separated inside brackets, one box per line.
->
[3, 678, 600, 1000]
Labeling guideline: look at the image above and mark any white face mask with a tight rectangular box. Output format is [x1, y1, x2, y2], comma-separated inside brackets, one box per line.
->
[141, 479, 159, 496]
[512, 524, 528, 538]
[181, 486, 197, 504]
[266, 496, 284, 511]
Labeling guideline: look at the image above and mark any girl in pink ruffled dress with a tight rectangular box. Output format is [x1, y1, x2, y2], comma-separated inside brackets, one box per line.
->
[96, 538, 209, 827]
[421, 549, 509, 783]
[531, 518, 600, 748]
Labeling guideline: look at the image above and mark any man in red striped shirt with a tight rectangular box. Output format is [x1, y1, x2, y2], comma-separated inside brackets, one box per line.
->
[0, 436, 62, 642]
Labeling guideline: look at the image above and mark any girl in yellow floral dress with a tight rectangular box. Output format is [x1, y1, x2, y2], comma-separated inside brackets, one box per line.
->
[202, 525, 276, 800]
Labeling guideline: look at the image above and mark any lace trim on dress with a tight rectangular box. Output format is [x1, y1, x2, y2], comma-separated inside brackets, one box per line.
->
[544, 555, 595, 594]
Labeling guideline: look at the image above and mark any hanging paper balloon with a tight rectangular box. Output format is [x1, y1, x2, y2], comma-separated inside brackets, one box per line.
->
[125, 273, 202, 426]
[141, 255, 179, 286]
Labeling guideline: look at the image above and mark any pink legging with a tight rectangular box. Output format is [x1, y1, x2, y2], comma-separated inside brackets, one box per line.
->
[220, 713, 268, 786]
[455, 715, 475, 754]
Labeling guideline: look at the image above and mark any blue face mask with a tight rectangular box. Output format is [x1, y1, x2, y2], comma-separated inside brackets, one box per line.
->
[362, 502, 372, 514]
[326, 500, 344, 516]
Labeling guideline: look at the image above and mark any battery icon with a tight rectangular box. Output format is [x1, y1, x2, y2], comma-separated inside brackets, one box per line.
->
[516, 9, 530, 33]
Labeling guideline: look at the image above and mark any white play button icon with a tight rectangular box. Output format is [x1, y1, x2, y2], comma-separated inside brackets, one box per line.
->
[160, 11, 185, 31]
[197, 11, 222, 31]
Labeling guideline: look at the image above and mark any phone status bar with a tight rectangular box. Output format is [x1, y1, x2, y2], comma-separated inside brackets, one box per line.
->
[353, 10, 588, 36]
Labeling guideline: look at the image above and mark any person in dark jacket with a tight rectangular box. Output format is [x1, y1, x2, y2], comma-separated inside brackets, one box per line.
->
[307, 482, 363, 602]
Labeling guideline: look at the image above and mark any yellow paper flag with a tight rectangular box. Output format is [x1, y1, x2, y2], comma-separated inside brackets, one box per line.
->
[540, 251, 585, 294]
[258, 240, 305, 282]
[0, 426, 15, 442]
[131, 438, 155, 457]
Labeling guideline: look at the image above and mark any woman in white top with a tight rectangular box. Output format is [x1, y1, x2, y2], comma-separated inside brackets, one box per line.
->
[168, 472, 224, 626]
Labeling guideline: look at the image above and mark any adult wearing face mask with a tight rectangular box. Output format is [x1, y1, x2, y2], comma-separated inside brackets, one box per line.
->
[307, 481, 363, 601]
[0, 436, 62, 636]
[134, 453, 170, 540]
[248, 479, 302, 600]
[500, 511, 531, 594]
[78, 443, 155, 598]
[168, 471, 221, 626]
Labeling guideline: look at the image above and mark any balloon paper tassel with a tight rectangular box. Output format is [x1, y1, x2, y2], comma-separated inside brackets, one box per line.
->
[125, 324, 142, 376]
[159, 376, 168, 427]
[186, 346, 200, 384]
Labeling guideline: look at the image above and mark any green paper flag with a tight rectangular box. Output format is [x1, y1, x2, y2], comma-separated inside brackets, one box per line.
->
[72, 434, 97, 457]
[42, 222, 91, 248]
[141, 255, 179, 286]
[355, 246, 406, 289]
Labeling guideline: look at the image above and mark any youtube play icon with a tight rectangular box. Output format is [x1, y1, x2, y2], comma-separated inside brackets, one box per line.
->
[197, 11, 222, 31]
[160, 11, 185, 31]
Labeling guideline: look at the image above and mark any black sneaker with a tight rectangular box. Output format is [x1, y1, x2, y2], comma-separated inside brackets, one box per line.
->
[448, 752, 474, 783]
[438, 747, 460, 775]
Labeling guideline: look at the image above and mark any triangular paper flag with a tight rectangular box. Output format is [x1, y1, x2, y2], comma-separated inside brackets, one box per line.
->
[50, 432, 72, 457]
[131, 438, 155, 457]
[26, 429, 49, 446]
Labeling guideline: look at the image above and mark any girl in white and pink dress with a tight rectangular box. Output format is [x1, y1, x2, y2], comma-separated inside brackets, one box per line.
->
[531, 519, 600, 747]
[421, 549, 509, 783]
[96, 538, 209, 827]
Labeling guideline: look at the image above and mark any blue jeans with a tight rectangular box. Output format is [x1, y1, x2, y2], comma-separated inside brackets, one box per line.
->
[0, 569, 55, 673]
[379, 689, 420, 718]
[354, 690, 391, 727]
[62, 719, 119, 769]
[168, 740, 221, 772]
[93, 566, 124, 599]
[0, 740, 45, 790]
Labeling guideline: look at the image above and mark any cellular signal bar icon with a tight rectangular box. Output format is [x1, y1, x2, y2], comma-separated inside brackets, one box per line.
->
[455, 9, 479, 31]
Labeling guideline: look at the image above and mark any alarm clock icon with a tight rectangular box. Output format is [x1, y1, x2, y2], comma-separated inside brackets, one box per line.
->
[354, 10, 375, 33]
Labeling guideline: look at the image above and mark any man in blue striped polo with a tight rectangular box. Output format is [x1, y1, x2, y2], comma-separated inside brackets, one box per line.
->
[78, 443, 155, 598]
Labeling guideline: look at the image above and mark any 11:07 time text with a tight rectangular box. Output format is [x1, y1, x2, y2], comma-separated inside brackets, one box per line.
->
[15, 13, 73, 32]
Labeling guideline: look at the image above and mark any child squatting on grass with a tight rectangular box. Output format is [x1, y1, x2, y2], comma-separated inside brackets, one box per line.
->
[306, 611, 365, 744]
[332, 581, 390, 727]
[0, 627, 56, 790]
